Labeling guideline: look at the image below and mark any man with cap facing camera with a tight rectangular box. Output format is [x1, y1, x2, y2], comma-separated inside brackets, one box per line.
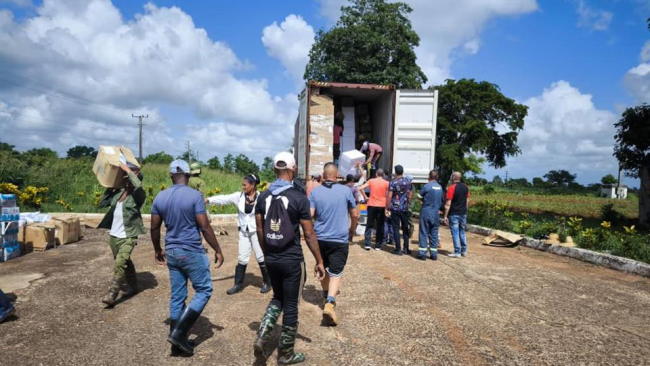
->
[150, 160, 225, 356]
[98, 162, 146, 307]
[188, 162, 206, 197]
[254, 152, 325, 365]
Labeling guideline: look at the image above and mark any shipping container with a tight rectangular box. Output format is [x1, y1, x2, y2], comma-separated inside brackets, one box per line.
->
[294, 81, 438, 183]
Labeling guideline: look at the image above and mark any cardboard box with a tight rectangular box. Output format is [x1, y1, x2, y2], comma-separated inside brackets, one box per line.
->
[47, 216, 81, 245]
[92, 145, 140, 188]
[22, 223, 56, 252]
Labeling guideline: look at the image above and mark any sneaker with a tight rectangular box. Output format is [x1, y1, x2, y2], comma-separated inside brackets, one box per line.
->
[417, 255, 426, 261]
[374, 246, 382, 251]
[391, 249, 403, 256]
[447, 253, 461, 258]
[461, 252, 468, 257]
[364, 245, 371, 251]
[323, 302, 338, 326]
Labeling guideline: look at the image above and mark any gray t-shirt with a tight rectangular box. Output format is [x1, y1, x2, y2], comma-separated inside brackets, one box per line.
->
[309, 182, 356, 244]
[151, 185, 206, 253]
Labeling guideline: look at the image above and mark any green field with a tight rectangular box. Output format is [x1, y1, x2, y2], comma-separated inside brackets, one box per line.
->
[5, 159, 245, 214]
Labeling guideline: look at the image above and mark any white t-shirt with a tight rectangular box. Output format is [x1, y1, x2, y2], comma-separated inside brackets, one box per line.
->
[110, 201, 127, 238]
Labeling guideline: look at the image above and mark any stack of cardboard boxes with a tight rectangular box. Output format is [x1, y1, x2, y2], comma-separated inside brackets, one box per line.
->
[1, 194, 21, 262]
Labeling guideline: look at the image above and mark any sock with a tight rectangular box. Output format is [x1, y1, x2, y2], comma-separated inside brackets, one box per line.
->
[327, 295, 336, 304]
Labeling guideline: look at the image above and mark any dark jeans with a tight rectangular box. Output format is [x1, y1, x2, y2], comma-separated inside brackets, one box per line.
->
[0, 290, 14, 320]
[391, 210, 410, 252]
[364, 206, 385, 248]
[334, 143, 341, 161]
[267, 261, 305, 327]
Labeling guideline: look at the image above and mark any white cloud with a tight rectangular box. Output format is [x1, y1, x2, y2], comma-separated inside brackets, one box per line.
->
[573, 0, 613, 31]
[316, 0, 538, 85]
[0, 0, 297, 162]
[492, 81, 620, 183]
[623, 41, 650, 103]
[262, 14, 315, 87]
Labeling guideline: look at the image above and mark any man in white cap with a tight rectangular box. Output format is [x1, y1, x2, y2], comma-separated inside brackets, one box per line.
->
[150, 159, 225, 356]
[253, 152, 325, 365]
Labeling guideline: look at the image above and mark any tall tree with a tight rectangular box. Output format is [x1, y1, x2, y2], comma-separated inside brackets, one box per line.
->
[260, 156, 275, 182]
[67, 145, 97, 159]
[143, 151, 174, 165]
[223, 154, 235, 173]
[433, 79, 527, 183]
[23, 148, 58, 165]
[532, 177, 545, 188]
[614, 104, 650, 228]
[177, 150, 197, 163]
[304, 0, 426, 88]
[600, 174, 617, 185]
[492, 175, 504, 187]
[234, 154, 260, 176]
[207, 156, 223, 171]
[543, 170, 577, 187]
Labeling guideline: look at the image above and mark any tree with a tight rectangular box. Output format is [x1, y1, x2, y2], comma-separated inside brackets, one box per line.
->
[432, 79, 527, 184]
[207, 156, 222, 170]
[304, 0, 426, 88]
[143, 151, 173, 165]
[614, 104, 650, 228]
[532, 177, 545, 188]
[234, 154, 260, 176]
[23, 148, 58, 165]
[260, 156, 275, 182]
[223, 154, 235, 173]
[506, 178, 529, 188]
[67, 145, 97, 159]
[601, 174, 617, 185]
[177, 150, 197, 163]
[543, 170, 577, 187]
[492, 175, 504, 187]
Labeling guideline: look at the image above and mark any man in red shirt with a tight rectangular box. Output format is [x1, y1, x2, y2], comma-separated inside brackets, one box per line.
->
[443, 172, 470, 258]
[358, 169, 389, 251]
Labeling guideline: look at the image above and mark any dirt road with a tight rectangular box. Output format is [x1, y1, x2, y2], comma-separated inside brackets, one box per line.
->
[1, 226, 649, 366]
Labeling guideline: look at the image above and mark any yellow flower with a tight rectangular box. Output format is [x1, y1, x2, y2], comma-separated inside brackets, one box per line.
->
[623, 225, 636, 234]
[600, 221, 611, 229]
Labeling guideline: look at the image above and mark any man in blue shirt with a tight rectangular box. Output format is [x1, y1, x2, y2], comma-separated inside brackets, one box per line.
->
[309, 162, 359, 326]
[150, 160, 225, 356]
[418, 170, 445, 261]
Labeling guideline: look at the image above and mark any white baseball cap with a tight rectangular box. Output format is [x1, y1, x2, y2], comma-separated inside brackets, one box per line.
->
[273, 152, 296, 170]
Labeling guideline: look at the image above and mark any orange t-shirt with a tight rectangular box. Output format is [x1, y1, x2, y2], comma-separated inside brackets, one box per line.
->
[367, 178, 389, 208]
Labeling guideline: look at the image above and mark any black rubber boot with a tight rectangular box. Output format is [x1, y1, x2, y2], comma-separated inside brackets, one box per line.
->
[254, 304, 281, 359]
[259, 262, 272, 294]
[170, 320, 194, 357]
[227, 264, 247, 295]
[122, 264, 139, 297]
[277, 324, 306, 364]
[102, 276, 123, 307]
[168, 307, 200, 355]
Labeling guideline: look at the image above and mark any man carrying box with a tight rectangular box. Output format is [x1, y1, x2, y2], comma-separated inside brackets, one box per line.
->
[98, 163, 146, 307]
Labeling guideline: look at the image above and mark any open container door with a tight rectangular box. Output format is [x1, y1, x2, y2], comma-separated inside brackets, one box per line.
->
[393, 89, 438, 183]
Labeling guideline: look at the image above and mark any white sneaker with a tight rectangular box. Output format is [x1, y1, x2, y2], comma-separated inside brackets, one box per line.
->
[461, 252, 468, 257]
[447, 253, 460, 258]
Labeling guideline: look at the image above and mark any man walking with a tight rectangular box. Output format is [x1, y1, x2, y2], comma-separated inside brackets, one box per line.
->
[253, 152, 325, 365]
[358, 169, 389, 251]
[150, 160, 225, 356]
[418, 171, 444, 261]
[310, 163, 359, 326]
[386, 165, 412, 256]
[98, 163, 146, 306]
[443, 172, 470, 258]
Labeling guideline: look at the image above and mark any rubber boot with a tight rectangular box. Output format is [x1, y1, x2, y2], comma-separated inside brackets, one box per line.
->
[122, 264, 139, 297]
[259, 262, 272, 294]
[277, 324, 305, 364]
[168, 307, 200, 355]
[102, 276, 123, 307]
[0, 290, 16, 323]
[227, 264, 247, 295]
[254, 304, 281, 359]
[170, 320, 195, 357]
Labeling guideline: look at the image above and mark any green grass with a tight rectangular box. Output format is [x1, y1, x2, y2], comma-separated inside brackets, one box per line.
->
[19, 160, 244, 214]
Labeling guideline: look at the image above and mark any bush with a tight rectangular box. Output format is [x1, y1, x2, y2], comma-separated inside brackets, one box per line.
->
[600, 203, 625, 225]
[482, 184, 496, 194]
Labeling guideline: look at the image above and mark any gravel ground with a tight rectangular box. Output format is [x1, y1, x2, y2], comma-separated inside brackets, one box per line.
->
[1, 225, 649, 366]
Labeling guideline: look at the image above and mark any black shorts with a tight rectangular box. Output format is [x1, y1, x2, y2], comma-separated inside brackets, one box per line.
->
[319, 240, 349, 277]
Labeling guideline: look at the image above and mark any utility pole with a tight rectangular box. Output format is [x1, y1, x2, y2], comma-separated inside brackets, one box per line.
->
[132, 114, 148, 164]
[185, 141, 192, 164]
[505, 171, 509, 183]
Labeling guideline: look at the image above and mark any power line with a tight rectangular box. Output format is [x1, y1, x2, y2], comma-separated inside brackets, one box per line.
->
[132, 114, 148, 163]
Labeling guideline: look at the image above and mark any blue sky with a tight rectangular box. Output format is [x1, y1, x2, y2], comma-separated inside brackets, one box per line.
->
[0, 0, 648, 186]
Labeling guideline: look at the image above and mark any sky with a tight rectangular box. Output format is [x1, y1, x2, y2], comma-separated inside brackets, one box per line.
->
[0, 0, 648, 186]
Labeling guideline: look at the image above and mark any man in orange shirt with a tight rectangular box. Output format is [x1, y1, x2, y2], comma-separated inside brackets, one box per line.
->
[358, 169, 390, 251]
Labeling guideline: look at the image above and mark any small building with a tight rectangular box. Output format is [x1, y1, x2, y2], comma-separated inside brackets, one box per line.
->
[600, 184, 628, 199]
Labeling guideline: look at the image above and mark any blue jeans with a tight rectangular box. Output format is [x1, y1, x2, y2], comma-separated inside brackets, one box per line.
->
[419, 209, 440, 255]
[0, 290, 14, 319]
[449, 215, 467, 254]
[166, 248, 213, 321]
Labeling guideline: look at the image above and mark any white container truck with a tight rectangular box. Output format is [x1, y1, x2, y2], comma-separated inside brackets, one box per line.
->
[294, 81, 438, 183]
